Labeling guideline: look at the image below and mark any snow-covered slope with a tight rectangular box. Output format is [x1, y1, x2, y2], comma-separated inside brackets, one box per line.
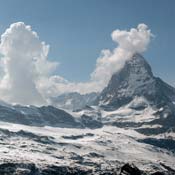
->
[0, 122, 175, 174]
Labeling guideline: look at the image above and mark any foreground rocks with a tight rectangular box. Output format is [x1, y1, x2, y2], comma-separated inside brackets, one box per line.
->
[119, 163, 141, 175]
[0, 162, 174, 175]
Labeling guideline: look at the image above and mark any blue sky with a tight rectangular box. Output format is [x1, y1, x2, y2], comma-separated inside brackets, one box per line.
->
[0, 0, 174, 86]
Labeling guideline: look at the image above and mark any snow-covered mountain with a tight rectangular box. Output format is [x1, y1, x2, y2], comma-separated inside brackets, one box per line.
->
[50, 92, 98, 110]
[0, 53, 175, 174]
[96, 53, 175, 109]
[92, 53, 175, 135]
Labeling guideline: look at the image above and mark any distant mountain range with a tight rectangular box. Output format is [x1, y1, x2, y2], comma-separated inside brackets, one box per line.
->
[50, 92, 98, 110]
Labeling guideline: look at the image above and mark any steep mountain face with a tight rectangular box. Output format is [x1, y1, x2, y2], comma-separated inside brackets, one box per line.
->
[92, 53, 175, 135]
[50, 92, 98, 110]
[97, 53, 175, 109]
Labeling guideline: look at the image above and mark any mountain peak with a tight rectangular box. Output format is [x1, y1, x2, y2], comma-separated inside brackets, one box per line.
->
[96, 53, 175, 109]
[127, 53, 153, 76]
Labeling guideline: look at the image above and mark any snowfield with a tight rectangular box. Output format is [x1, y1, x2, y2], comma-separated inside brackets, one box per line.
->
[0, 121, 175, 174]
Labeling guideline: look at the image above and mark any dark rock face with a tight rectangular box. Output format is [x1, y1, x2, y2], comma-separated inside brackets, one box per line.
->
[95, 53, 175, 135]
[0, 162, 93, 175]
[81, 114, 103, 129]
[0, 162, 149, 175]
[0, 162, 114, 175]
[138, 138, 175, 152]
[119, 163, 142, 175]
[151, 173, 165, 175]
[0, 161, 174, 174]
[0, 163, 39, 175]
[96, 53, 175, 110]
[96, 53, 154, 108]
[62, 133, 94, 140]
[41, 165, 92, 175]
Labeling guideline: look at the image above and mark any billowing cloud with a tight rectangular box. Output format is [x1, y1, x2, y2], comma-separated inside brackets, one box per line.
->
[0, 23, 153, 105]
[0, 22, 58, 106]
[111, 23, 152, 53]
[39, 23, 153, 99]
[90, 23, 153, 89]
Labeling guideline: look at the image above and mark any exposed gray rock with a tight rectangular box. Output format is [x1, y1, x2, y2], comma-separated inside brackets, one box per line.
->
[96, 53, 175, 109]
[95, 53, 175, 134]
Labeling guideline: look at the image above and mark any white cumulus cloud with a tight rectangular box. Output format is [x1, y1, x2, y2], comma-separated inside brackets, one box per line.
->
[0, 22, 153, 105]
[0, 22, 58, 106]
[90, 23, 153, 90]
[111, 23, 152, 53]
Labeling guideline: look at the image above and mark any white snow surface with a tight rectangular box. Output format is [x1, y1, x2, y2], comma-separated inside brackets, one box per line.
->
[71, 97, 157, 124]
[0, 121, 175, 172]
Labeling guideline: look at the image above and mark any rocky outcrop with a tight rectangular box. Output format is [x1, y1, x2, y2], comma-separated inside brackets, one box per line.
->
[0, 162, 174, 175]
[119, 163, 142, 175]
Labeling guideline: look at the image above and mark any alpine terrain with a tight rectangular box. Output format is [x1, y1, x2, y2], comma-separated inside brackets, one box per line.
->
[0, 53, 175, 175]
